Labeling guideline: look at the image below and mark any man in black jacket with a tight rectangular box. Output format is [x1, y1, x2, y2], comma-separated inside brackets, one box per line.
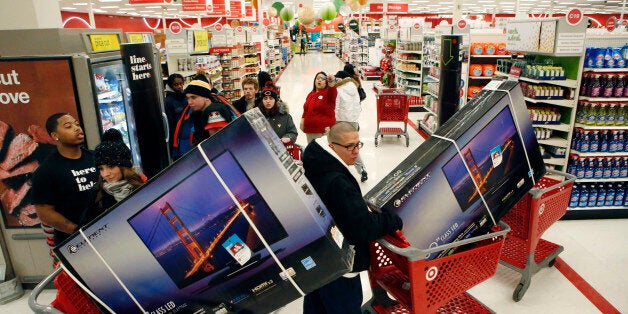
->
[301, 122, 403, 314]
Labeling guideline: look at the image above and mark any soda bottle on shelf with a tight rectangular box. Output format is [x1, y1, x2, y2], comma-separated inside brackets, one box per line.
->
[602, 157, 612, 178]
[607, 103, 617, 125]
[596, 184, 607, 207]
[603, 74, 615, 98]
[587, 184, 598, 207]
[600, 130, 610, 152]
[589, 74, 602, 97]
[614, 74, 625, 97]
[605, 183, 616, 206]
[569, 184, 580, 208]
[596, 103, 608, 126]
[614, 183, 625, 206]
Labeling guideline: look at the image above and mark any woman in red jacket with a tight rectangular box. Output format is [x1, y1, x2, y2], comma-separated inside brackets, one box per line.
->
[300, 71, 337, 142]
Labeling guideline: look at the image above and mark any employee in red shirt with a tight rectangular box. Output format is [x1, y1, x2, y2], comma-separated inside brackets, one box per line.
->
[300, 72, 337, 143]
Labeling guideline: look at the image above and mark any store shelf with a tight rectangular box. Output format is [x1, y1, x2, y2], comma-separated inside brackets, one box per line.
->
[469, 76, 493, 80]
[424, 90, 439, 98]
[419, 120, 435, 135]
[583, 67, 628, 73]
[576, 177, 628, 183]
[495, 71, 578, 89]
[571, 150, 628, 157]
[398, 75, 422, 81]
[569, 205, 628, 211]
[397, 49, 423, 54]
[396, 68, 422, 75]
[574, 123, 628, 130]
[543, 157, 567, 166]
[579, 96, 628, 102]
[524, 97, 576, 108]
[396, 59, 422, 64]
[470, 54, 515, 58]
[426, 75, 440, 82]
[537, 137, 570, 148]
[532, 122, 572, 132]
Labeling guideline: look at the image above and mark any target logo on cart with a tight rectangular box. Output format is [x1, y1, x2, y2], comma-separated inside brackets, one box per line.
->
[539, 203, 546, 215]
[425, 266, 439, 281]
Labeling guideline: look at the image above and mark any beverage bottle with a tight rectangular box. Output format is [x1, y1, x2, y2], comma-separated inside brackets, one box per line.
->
[615, 74, 625, 97]
[569, 184, 580, 208]
[596, 184, 606, 207]
[603, 74, 615, 98]
[605, 183, 616, 206]
[617, 104, 626, 125]
[614, 183, 625, 206]
[596, 104, 608, 126]
[589, 74, 602, 97]
[600, 130, 609, 152]
[578, 184, 589, 207]
[602, 157, 612, 178]
[576, 157, 586, 178]
[611, 157, 621, 178]
[584, 157, 595, 179]
[581, 73, 590, 96]
[590, 130, 600, 152]
[594, 157, 604, 178]
[581, 130, 591, 152]
[621, 156, 628, 177]
[586, 103, 598, 125]
[587, 184, 598, 207]
[607, 103, 617, 125]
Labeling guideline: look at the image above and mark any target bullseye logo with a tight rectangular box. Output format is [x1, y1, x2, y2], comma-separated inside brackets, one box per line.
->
[425, 266, 438, 281]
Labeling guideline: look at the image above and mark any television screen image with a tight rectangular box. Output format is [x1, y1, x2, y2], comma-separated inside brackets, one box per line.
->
[442, 106, 530, 214]
[128, 150, 288, 289]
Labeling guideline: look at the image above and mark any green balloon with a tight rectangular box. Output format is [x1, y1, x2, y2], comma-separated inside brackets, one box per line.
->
[333, 0, 344, 11]
[280, 7, 294, 21]
[321, 2, 337, 21]
[272, 2, 284, 13]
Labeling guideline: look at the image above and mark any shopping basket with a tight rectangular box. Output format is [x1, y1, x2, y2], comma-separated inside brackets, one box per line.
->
[29, 267, 101, 314]
[374, 88, 410, 147]
[283, 140, 303, 161]
[499, 169, 576, 302]
[362, 221, 510, 314]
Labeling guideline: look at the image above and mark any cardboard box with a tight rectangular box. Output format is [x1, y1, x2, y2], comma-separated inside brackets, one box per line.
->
[364, 81, 545, 258]
[54, 109, 354, 314]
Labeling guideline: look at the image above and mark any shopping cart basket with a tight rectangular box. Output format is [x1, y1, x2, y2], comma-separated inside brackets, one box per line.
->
[362, 222, 510, 313]
[374, 89, 410, 147]
[499, 169, 576, 301]
[29, 267, 101, 314]
[283, 140, 303, 161]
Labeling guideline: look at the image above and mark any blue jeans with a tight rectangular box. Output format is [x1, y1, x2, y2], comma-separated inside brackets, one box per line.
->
[303, 275, 363, 314]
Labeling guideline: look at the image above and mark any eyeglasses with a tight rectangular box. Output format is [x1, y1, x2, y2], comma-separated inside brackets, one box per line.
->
[332, 141, 364, 151]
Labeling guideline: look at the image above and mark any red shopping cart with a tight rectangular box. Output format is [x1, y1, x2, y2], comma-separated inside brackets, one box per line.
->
[499, 169, 576, 301]
[374, 88, 410, 147]
[362, 222, 510, 313]
[29, 267, 102, 314]
[283, 141, 302, 160]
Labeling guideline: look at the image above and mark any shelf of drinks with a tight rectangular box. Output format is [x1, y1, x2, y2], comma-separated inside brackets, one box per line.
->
[583, 67, 628, 73]
[395, 59, 423, 64]
[579, 96, 628, 102]
[543, 157, 567, 166]
[574, 123, 628, 130]
[576, 177, 628, 183]
[571, 150, 628, 157]
[568, 205, 627, 211]
[396, 68, 422, 75]
[524, 97, 576, 108]
[424, 90, 439, 98]
[537, 137, 570, 148]
[533, 122, 572, 132]
[495, 71, 578, 89]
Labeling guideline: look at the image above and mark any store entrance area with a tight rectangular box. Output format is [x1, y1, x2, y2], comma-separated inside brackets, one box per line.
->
[4, 51, 626, 314]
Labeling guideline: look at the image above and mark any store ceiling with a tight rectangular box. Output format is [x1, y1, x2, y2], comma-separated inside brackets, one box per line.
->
[57, 0, 627, 19]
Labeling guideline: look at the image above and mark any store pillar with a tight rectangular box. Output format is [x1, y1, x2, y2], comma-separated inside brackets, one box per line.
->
[0, 0, 62, 30]
[438, 35, 462, 126]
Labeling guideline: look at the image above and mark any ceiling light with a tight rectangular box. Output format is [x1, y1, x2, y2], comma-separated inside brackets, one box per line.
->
[99, 0, 122, 2]
[101, 6, 119, 9]
[145, 6, 162, 8]
[73, 2, 88, 5]
[62, 7, 78, 10]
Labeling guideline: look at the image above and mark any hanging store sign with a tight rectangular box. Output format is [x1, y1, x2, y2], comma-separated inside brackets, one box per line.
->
[193, 30, 209, 53]
[87, 33, 122, 52]
[169, 21, 182, 34]
[566, 8, 583, 26]
[182, 0, 206, 12]
[369, 3, 408, 13]
[129, 0, 164, 3]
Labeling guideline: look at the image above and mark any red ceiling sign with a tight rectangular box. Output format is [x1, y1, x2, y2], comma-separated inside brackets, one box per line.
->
[229, 1, 243, 18]
[182, 0, 206, 12]
[169, 21, 182, 34]
[369, 3, 408, 13]
[566, 8, 583, 25]
[129, 0, 164, 3]
[457, 19, 467, 29]
[214, 23, 223, 31]
[606, 17, 616, 31]
[210, 47, 232, 54]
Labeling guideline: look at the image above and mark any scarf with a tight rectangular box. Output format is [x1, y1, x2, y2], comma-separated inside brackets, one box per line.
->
[103, 180, 134, 202]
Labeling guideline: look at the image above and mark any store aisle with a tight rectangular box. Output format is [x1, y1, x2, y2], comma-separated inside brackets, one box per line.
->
[3, 51, 627, 314]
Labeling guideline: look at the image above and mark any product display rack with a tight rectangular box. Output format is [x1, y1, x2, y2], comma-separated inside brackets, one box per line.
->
[321, 31, 338, 53]
[467, 29, 513, 101]
[420, 33, 440, 135]
[213, 44, 246, 102]
[565, 31, 628, 219]
[342, 35, 369, 69]
[394, 39, 423, 98]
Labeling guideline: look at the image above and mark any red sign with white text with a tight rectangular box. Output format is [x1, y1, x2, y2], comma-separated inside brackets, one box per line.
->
[566, 8, 583, 25]
[457, 20, 467, 29]
[169, 21, 182, 34]
[182, 0, 206, 12]
[606, 17, 616, 31]
[369, 3, 408, 13]
[210, 47, 232, 54]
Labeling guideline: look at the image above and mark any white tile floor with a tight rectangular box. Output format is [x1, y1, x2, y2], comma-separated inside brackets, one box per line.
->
[7, 51, 627, 313]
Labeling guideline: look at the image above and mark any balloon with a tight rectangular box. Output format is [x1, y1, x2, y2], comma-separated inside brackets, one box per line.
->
[280, 6, 294, 21]
[272, 2, 284, 13]
[347, 0, 360, 11]
[339, 4, 351, 16]
[358, 0, 367, 5]
[268, 6, 278, 17]
[320, 2, 337, 21]
[298, 7, 316, 26]
[333, 0, 345, 11]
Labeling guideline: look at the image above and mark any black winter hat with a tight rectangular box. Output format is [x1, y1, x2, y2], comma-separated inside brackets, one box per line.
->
[95, 128, 132, 168]
[335, 70, 351, 79]
[261, 81, 279, 100]
[183, 80, 213, 99]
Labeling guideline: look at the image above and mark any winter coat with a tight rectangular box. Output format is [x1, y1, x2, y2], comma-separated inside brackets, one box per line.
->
[301, 86, 337, 133]
[302, 138, 403, 272]
[263, 105, 298, 142]
[164, 86, 189, 158]
[335, 78, 361, 123]
[233, 95, 257, 114]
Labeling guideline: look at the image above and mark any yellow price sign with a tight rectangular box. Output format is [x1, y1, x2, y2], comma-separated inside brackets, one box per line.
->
[127, 33, 145, 43]
[193, 30, 209, 53]
[89, 34, 121, 52]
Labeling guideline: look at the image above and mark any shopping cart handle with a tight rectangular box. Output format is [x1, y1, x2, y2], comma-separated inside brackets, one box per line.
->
[382, 230, 411, 248]
[28, 267, 64, 314]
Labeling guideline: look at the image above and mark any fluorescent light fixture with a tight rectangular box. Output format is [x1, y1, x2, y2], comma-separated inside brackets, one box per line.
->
[101, 6, 119, 9]
[139, 10, 155, 12]
[99, 0, 122, 2]
[167, 8, 178, 11]
[73, 2, 88, 5]
[118, 8, 134, 10]
[62, 7, 78, 10]
[145, 6, 162, 8]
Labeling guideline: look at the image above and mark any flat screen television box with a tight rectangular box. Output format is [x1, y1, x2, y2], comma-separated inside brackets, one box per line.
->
[53, 109, 354, 314]
[364, 81, 546, 258]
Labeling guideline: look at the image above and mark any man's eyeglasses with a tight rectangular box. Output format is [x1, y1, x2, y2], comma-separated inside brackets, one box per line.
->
[332, 141, 364, 151]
